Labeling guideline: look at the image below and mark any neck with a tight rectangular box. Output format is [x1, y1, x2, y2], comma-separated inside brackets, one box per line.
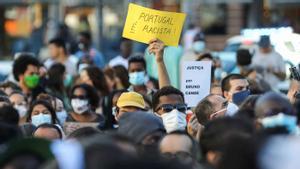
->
[57, 54, 67, 63]
[19, 81, 30, 95]
[133, 85, 147, 95]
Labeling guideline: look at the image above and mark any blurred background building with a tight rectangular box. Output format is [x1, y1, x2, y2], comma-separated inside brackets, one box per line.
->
[0, 0, 299, 58]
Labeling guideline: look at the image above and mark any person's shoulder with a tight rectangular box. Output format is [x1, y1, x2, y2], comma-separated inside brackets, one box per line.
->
[44, 58, 54, 68]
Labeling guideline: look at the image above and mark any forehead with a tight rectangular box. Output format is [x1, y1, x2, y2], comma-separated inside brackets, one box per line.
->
[158, 94, 184, 106]
[229, 79, 249, 88]
[73, 87, 86, 95]
[26, 64, 39, 72]
[33, 104, 48, 111]
[129, 62, 145, 70]
[208, 95, 226, 104]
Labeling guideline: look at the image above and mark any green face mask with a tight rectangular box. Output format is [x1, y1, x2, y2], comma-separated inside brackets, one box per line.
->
[24, 74, 40, 89]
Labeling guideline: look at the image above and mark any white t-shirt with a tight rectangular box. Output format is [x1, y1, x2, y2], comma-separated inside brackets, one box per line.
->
[252, 50, 285, 88]
[108, 55, 128, 69]
[44, 56, 78, 76]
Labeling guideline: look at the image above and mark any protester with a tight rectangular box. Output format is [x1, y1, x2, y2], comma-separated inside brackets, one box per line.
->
[33, 123, 63, 140]
[194, 94, 229, 124]
[27, 100, 58, 127]
[115, 92, 146, 121]
[152, 86, 187, 133]
[254, 92, 299, 134]
[112, 65, 131, 90]
[46, 63, 71, 110]
[109, 38, 133, 69]
[0, 105, 19, 125]
[118, 111, 165, 146]
[12, 53, 45, 103]
[159, 131, 201, 169]
[67, 84, 104, 124]
[128, 39, 170, 100]
[45, 37, 77, 76]
[0, 81, 21, 96]
[252, 35, 286, 89]
[221, 73, 250, 106]
[75, 31, 105, 68]
[9, 91, 28, 124]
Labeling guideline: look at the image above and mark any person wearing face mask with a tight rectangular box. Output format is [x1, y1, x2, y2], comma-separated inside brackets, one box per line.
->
[221, 74, 250, 108]
[128, 39, 170, 101]
[27, 100, 58, 127]
[67, 84, 104, 125]
[12, 53, 45, 103]
[152, 86, 188, 133]
[255, 92, 300, 135]
[75, 31, 105, 69]
[9, 91, 28, 124]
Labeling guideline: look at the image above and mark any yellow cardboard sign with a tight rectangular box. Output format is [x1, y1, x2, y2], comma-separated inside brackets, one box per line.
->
[122, 3, 186, 46]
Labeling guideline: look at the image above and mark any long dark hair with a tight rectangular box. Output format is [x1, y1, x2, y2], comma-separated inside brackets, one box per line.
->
[47, 63, 65, 93]
[83, 66, 110, 96]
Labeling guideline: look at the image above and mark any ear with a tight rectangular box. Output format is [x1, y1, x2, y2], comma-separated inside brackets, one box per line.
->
[18, 74, 24, 82]
[223, 91, 229, 100]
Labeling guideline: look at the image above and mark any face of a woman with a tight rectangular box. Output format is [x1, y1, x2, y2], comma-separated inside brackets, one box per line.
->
[55, 98, 64, 112]
[9, 93, 26, 106]
[80, 70, 93, 86]
[31, 104, 51, 116]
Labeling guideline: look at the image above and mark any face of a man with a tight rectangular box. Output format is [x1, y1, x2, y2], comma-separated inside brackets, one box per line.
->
[155, 94, 185, 116]
[19, 64, 39, 86]
[128, 62, 145, 73]
[224, 79, 249, 102]
[207, 95, 228, 119]
[116, 106, 140, 121]
[48, 44, 59, 59]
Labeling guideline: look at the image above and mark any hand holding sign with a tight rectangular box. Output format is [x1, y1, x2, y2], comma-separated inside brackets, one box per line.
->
[148, 38, 165, 63]
[123, 3, 186, 46]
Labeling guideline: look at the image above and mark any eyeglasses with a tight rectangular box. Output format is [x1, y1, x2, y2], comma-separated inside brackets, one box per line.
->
[155, 104, 187, 113]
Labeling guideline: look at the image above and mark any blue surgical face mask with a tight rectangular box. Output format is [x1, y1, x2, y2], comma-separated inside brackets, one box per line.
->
[56, 110, 67, 126]
[214, 68, 223, 81]
[232, 90, 250, 105]
[31, 114, 52, 127]
[261, 113, 298, 133]
[192, 41, 205, 53]
[129, 71, 146, 86]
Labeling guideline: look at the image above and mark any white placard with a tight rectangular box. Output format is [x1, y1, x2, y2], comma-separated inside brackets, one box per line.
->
[181, 61, 212, 107]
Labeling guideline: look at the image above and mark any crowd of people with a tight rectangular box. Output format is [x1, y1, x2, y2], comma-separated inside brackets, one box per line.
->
[0, 29, 300, 169]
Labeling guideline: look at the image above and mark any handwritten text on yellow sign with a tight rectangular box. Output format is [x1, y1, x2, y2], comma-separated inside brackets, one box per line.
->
[123, 3, 186, 46]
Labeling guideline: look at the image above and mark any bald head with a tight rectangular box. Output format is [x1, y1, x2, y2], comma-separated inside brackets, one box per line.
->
[255, 92, 294, 118]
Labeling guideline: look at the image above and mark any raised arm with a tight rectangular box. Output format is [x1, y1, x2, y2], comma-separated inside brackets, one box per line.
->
[148, 38, 170, 88]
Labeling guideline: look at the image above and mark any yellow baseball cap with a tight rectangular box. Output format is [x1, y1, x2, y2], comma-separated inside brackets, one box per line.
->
[117, 92, 145, 109]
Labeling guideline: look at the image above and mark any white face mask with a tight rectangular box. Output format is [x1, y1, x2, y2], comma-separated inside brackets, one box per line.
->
[225, 102, 239, 116]
[31, 114, 52, 127]
[14, 105, 27, 118]
[160, 109, 187, 133]
[112, 106, 117, 116]
[56, 110, 67, 125]
[71, 99, 89, 115]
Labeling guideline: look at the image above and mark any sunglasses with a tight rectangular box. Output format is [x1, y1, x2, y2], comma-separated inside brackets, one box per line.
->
[156, 104, 188, 113]
[71, 95, 87, 100]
